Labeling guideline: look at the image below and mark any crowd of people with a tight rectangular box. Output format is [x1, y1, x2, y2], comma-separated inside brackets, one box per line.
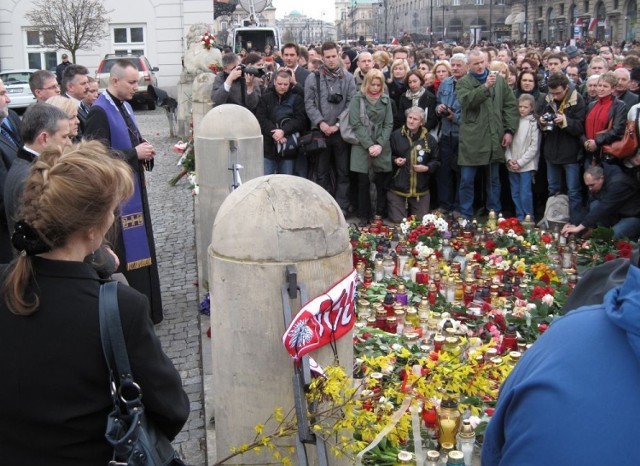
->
[212, 39, 640, 239]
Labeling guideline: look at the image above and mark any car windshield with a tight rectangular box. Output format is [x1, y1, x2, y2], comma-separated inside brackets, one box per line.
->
[0, 72, 31, 85]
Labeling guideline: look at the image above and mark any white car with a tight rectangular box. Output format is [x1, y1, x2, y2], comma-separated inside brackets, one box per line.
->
[0, 69, 38, 110]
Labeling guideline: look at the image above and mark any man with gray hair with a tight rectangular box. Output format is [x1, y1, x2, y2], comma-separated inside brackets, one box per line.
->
[456, 49, 518, 219]
[4, 103, 71, 238]
[211, 52, 261, 111]
[29, 70, 60, 102]
[613, 67, 639, 111]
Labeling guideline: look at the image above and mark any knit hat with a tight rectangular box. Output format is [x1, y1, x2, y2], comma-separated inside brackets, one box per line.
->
[565, 45, 580, 58]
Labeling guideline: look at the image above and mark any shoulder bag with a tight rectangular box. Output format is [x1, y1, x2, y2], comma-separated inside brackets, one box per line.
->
[99, 281, 185, 466]
[339, 95, 372, 145]
[300, 72, 327, 155]
[602, 107, 639, 159]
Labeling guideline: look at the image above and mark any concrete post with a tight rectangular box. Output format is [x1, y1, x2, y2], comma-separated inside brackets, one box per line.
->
[195, 104, 263, 289]
[209, 175, 353, 465]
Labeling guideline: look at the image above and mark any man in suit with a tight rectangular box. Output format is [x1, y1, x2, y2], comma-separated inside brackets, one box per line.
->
[61, 64, 90, 134]
[0, 79, 22, 261]
[29, 70, 60, 102]
[281, 43, 310, 91]
[84, 59, 163, 324]
[82, 76, 99, 109]
[4, 103, 71, 238]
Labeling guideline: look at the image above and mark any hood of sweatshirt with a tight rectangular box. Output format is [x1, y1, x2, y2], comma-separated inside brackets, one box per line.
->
[605, 265, 640, 360]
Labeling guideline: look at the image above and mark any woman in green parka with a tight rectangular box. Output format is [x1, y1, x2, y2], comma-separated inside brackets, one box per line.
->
[349, 68, 394, 225]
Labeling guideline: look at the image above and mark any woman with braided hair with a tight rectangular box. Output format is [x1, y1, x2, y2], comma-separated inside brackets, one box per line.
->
[0, 141, 189, 465]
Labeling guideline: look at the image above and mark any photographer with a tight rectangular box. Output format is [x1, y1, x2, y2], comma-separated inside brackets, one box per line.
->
[539, 72, 586, 224]
[211, 53, 261, 112]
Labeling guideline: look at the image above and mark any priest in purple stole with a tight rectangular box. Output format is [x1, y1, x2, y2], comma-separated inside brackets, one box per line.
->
[85, 59, 163, 323]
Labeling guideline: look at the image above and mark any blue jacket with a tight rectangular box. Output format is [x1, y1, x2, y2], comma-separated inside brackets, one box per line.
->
[436, 76, 462, 138]
[482, 265, 640, 465]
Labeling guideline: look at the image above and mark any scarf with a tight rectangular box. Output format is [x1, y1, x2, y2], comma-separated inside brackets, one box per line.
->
[366, 90, 382, 105]
[469, 68, 489, 84]
[405, 87, 426, 107]
[93, 92, 152, 271]
[585, 95, 614, 140]
[433, 79, 442, 96]
[323, 65, 344, 81]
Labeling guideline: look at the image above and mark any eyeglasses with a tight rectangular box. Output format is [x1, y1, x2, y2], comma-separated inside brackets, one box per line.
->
[40, 84, 60, 91]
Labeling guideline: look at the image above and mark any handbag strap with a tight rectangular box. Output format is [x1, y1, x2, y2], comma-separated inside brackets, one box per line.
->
[99, 281, 142, 407]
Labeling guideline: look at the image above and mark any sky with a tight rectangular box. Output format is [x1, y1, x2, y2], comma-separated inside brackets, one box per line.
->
[272, 0, 336, 22]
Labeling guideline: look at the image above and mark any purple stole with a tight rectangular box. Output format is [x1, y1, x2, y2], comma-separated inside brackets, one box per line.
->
[93, 92, 152, 271]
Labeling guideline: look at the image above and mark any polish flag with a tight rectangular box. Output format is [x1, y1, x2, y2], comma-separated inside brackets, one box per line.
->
[575, 18, 583, 26]
[391, 37, 399, 45]
[588, 18, 597, 31]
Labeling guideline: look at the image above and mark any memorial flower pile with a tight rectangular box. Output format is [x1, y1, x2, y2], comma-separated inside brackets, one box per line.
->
[217, 213, 625, 465]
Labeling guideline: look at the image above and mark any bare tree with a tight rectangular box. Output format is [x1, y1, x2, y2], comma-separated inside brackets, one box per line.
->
[25, 0, 112, 63]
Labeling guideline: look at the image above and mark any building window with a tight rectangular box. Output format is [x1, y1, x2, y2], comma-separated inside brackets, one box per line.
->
[560, 4, 564, 14]
[111, 25, 146, 55]
[613, 0, 618, 8]
[584, 1, 589, 11]
[24, 29, 57, 70]
[475, 0, 484, 5]
[539, 7, 543, 17]
[453, 0, 460, 5]
[496, 0, 505, 5]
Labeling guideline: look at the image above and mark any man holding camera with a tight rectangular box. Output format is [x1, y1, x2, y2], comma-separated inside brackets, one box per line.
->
[539, 72, 586, 224]
[211, 53, 261, 112]
[304, 41, 356, 216]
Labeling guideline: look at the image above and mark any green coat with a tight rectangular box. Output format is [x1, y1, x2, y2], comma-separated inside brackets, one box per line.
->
[349, 92, 394, 174]
[456, 73, 519, 166]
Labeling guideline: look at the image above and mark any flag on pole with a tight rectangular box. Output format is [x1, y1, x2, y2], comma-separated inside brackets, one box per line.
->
[391, 37, 399, 45]
[588, 18, 597, 31]
[575, 18, 583, 26]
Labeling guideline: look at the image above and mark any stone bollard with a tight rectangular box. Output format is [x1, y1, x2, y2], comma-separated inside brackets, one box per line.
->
[195, 104, 263, 290]
[191, 73, 215, 138]
[209, 175, 354, 466]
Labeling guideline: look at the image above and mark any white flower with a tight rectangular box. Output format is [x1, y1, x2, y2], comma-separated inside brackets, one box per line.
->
[541, 294, 554, 306]
[192, 186, 199, 196]
[531, 245, 539, 252]
[467, 415, 482, 429]
[391, 343, 403, 352]
[458, 218, 468, 228]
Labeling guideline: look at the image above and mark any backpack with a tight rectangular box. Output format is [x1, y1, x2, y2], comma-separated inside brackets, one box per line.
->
[537, 194, 570, 229]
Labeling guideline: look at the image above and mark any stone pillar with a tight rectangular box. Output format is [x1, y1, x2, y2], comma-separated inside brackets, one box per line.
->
[191, 73, 215, 138]
[195, 104, 263, 289]
[209, 175, 353, 466]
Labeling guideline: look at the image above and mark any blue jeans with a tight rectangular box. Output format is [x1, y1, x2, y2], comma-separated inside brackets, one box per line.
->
[264, 157, 294, 175]
[437, 135, 459, 212]
[459, 163, 501, 219]
[546, 161, 583, 224]
[508, 170, 534, 221]
[612, 217, 640, 240]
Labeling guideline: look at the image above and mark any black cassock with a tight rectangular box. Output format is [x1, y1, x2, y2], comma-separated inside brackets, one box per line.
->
[85, 94, 163, 323]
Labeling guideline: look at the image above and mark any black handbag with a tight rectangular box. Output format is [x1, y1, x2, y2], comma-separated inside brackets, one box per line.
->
[99, 281, 185, 466]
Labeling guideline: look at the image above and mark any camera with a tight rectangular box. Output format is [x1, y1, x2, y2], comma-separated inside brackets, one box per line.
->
[238, 64, 266, 78]
[542, 113, 556, 131]
[327, 93, 344, 104]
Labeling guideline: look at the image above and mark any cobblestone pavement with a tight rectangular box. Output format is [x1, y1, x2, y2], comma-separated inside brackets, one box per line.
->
[135, 107, 207, 465]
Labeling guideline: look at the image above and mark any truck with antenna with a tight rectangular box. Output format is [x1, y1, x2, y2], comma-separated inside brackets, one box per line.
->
[226, 0, 280, 53]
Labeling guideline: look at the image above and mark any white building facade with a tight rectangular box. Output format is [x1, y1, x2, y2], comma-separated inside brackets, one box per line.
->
[0, 0, 230, 93]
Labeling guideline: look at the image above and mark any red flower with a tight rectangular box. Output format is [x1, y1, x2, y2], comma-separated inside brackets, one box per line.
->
[485, 240, 496, 251]
[541, 234, 552, 244]
[538, 323, 548, 333]
[619, 249, 632, 259]
[604, 253, 617, 262]
[616, 241, 633, 251]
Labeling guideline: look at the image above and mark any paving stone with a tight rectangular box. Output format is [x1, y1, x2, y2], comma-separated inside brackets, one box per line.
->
[135, 108, 206, 465]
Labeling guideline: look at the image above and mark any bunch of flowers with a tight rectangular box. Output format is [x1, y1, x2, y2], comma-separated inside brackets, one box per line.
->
[208, 61, 222, 73]
[497, 217, 525, 236]
[200, 31, 215, 50]
[576, 227, 635, 265]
